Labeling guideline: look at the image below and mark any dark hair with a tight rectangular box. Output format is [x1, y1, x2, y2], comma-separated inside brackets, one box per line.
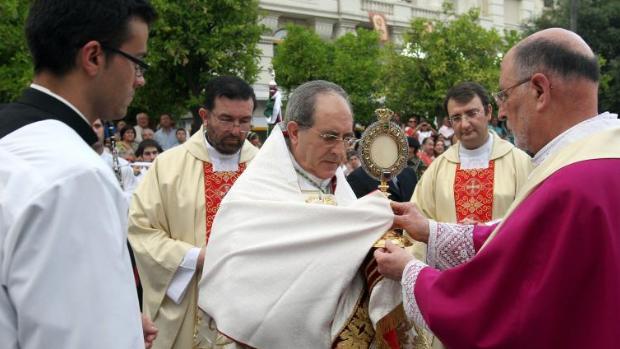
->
[346, 149, 358, 161]
[136, 139, 162, 157]
[175, 128, 186, 134]
[443, 82, 491, 116]
[407, 136, 420, 152]
[120, 125, 136, 140]
[421, 137, 434, 145]
[26, 0, 157, 75]
[203, 76, 256, 111]
[514, 39, 599, 82]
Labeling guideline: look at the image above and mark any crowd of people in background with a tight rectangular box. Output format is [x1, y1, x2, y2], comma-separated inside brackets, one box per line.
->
[100, 87, 519, 216]
[111, 103, 514, 194]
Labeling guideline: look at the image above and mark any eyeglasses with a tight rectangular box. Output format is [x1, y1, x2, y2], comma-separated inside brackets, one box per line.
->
[449, 108, 484, 124]
[101, 45, 150, 77]
[493, 76, 531, 105]
[214, 115, 252, 131]
[305, 128, 356, 147]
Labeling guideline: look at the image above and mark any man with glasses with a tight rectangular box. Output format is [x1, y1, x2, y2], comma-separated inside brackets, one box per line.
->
[412, 81, 531, 225]
[376, 29, 620, 347]
[198, 80, 416, 348]
[0, 1, 156, 348]
[408, 81, 531, 347]
[128, 76, 259, 349]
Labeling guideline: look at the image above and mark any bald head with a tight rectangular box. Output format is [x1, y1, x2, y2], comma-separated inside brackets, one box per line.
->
[498, 29, 600, 155]
[507, 28, 599, 83]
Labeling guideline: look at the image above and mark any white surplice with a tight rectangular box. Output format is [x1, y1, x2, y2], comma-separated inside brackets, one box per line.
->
[0, 120, 142, 349]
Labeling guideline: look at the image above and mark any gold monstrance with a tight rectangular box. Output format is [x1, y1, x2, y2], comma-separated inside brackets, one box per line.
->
[358, 108, 411, 248]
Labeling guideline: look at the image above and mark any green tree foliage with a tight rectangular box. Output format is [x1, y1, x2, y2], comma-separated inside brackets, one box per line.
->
[0, 1, 32, 103]
[331, 29, 382, 123]
[271, 25, 332, 90]
[526, 0, 620, 113]
[273, 26, 382, 124]
[130, 0, 263, 124]
[382, 5, 516, 121]
[0, 0, 263, 125]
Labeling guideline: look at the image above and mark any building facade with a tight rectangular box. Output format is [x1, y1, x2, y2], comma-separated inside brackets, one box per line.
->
[252, 0, 544, 128]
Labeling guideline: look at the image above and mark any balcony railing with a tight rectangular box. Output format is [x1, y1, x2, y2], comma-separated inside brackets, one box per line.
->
[361, 0, 394, 15]
[411, 7, 441, 19]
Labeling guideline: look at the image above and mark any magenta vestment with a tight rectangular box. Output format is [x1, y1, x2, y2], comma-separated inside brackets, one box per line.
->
[411, 159, 620, 348]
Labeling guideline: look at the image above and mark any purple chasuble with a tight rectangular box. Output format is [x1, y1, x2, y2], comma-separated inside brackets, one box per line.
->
[414, 158, 620, 348]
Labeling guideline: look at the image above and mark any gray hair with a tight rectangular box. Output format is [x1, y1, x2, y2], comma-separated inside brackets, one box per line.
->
[284, 80, 352, 128]
[514, 39, 599, 82]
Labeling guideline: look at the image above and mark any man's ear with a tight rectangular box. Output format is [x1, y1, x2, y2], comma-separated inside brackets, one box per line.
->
[80, 41, 104, 76]
[485, 104, 493, 122]
[199, 108, 209, 125]
[531, 73, 552, 111]
[286, 121, 300, 146]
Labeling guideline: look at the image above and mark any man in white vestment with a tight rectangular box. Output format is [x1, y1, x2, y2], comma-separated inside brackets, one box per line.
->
[128, 76, 260, 349]
[412, 82, 531, 226]
[0, 1, 157, 348]
[198, 80, 422, 348]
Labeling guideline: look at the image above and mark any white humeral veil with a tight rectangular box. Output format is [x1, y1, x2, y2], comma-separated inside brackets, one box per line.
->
[198, 127, 395, 348]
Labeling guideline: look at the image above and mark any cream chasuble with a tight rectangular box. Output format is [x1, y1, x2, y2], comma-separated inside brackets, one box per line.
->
[412, 133, 531, 223]
[128, 126, 258, 349]
[198, 127, 420, 348]
[410, 134, 531, 258]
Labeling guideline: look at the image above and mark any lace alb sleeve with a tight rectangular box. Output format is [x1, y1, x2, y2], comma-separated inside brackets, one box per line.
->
[401, 259, 430, 331]
[426, 221, 475, 270]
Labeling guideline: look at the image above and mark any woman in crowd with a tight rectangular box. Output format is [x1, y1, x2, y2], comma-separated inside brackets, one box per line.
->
[434, 138, 446, 157]
[418, 136, 435, 166]
[116, 126, 138, 161]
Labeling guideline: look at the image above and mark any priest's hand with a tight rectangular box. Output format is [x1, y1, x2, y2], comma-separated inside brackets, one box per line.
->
[142, 313, 158, 349]
[374, 241, 414, 280]
[390, 202, 430, 243]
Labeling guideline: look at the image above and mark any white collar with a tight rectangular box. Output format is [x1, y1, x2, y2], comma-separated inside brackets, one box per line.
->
[203, 133, 241, 172]
[458, 133, 493, 169]
[30, 83, 91, 127]
[533, 112, 619, 167]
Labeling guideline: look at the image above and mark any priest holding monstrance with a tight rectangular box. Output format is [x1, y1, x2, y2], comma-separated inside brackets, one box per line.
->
[197, 80, 425, 348]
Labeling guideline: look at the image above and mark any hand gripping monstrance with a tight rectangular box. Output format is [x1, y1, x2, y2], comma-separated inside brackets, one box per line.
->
[358, 108, 412, 248]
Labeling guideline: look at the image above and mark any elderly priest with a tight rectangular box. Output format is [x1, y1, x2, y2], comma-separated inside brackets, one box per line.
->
[197, 80, 424, 348]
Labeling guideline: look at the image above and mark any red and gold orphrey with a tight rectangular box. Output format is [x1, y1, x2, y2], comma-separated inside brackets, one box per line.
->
[203, 162, 246, 243]
[453, 160, 495, 223]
